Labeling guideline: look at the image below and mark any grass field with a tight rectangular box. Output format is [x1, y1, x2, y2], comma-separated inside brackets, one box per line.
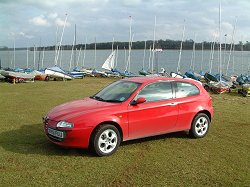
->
[0, 78, 249, 186]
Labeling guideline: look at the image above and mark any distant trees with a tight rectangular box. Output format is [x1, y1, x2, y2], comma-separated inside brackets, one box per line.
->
[2, 39, 250, 51]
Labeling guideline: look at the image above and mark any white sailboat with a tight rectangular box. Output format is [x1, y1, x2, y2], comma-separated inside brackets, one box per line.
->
[45, 66, 73, 80]
[209, 1, 231, 94]
[170, 20, 185, 78]
[102, 50, 116, 71]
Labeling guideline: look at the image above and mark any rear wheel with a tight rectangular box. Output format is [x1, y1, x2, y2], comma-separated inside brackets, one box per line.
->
[242, 90, 248, 97]
[90, 124, 121, 156]
[189, 113, 210, 138]
[204, 85, 210, 92]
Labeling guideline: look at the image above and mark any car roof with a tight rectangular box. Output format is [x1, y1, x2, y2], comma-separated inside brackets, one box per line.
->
[123, 76, 201, 86]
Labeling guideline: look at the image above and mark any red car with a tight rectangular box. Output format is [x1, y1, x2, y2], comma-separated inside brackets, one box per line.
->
[43, 77, 213, 156]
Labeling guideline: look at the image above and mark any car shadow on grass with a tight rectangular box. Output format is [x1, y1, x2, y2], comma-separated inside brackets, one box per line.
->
[0, 123, 191, 157]
[0, 123, 92, 157]
[121, 131, 190, 147]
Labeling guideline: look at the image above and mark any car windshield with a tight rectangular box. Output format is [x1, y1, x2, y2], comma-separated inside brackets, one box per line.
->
[90, 80, 141, 103]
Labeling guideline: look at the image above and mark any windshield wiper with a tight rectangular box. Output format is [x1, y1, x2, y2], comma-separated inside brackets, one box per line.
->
[103, 99, 122, 103]
[90, 96, 121, 103]
[90, 96, 105, 101]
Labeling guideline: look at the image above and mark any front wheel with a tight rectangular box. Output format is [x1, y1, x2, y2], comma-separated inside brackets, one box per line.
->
[189, 113, 210, 138]
[90, 124, 121, 156]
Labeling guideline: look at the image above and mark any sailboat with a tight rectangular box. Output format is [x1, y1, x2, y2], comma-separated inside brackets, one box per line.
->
[184, 33, 201, 81]
[208, 2, 231, 94]
[0, 70, 35, 83]
[45, 66, 73, 80]
[101, 49, 120, 77]
[102, 50, 116, 71]
[171, 20, 186, 79]
[139, 40, 151, 76]
[123, 16, 135, 77]
[91, 37, 107, 77]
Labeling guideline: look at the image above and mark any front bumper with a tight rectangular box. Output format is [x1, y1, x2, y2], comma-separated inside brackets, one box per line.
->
[43, 117, 93, 148]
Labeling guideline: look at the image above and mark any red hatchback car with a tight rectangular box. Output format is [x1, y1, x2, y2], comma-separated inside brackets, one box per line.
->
[43, 77, 213, 156]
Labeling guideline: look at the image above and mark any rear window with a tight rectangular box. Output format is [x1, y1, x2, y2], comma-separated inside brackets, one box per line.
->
[176, 82, 200, 98]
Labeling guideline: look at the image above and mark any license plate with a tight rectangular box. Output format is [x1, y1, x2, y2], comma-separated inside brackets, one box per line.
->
[48, 128, 65, 138]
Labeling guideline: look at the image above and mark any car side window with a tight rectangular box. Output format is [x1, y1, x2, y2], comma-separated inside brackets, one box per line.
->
[176, 82, 200, 98]
[135, 81, 173, 102]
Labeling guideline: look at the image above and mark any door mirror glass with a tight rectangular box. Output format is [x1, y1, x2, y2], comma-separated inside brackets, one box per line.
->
[131, 97, 146, 105]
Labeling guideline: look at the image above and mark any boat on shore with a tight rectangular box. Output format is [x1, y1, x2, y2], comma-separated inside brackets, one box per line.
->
[209, 81, 230, 94]
[0, 70, 35, 83]
[69, 67, 85, 79]
[33, 70, 47, 81]
[45, 66, 73, 80]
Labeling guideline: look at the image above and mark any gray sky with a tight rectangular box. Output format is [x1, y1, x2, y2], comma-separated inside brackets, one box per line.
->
[1, 0, 250, 48]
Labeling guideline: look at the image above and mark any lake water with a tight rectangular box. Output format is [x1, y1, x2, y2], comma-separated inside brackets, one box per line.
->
[0, 49, 249, 75]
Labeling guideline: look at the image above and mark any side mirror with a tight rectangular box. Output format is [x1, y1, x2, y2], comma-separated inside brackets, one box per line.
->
[131, 97, 146, 105]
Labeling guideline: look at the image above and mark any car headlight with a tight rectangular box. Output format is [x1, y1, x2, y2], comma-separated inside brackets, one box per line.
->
[56, 121, 74, 128]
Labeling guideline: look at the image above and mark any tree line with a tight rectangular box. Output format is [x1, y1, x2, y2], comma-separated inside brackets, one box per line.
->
[1, 39, 250, 51]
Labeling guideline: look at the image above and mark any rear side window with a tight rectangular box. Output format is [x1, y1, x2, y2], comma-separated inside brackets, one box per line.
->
[135, 81, 173, 102]
[176, 82, 200, 98]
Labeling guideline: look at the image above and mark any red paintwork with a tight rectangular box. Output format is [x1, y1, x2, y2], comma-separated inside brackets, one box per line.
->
[44, 77, 213, 148]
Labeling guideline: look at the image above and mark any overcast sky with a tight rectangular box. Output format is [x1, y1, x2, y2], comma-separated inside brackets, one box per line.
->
[1, 0, 250, 48]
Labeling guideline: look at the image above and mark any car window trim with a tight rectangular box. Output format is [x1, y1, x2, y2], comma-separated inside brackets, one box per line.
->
[173, 81, 200, 98]
[130, 80, 175, 104]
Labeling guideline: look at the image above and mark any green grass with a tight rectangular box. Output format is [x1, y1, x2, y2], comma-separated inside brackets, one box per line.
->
[0, 78, 249, 186]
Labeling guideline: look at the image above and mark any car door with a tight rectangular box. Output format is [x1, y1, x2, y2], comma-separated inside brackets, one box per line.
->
[127, 81, 179, 139]
[173, 81, 201, 131]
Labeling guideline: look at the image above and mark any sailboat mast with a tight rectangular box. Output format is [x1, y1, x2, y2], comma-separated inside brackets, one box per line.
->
[225, 17, 237, 76]
[41, 47, 45, 69]
[190, 33, 197, 71]
[115, 45, 118, 68]
[55, 14, 68, 66]
[26, 47, 29, 69]
[219, 1, 222, 82]
[151, 16, 156, 73]
[82, 37, 87, 67]
[148, 45, 152, 71]
[232, 44, 235, 73]
[94, 37, 96, 69]
[209, 35, 216, 73]
[13, 38, 15, 69]
[126, 16, 132, 72]
[201, 42, 204, 71]
[69, 32, 76, 70]
[54, 26, 58, 66]
[76, 47, 82, 67]
[124, 47, 127, 69]
[33, 45, 36, 70]
[177, 20, 185, 73]
[74, 24, 77, 68]
[142, 40, 146, 70]
[241, 36, 243, 73]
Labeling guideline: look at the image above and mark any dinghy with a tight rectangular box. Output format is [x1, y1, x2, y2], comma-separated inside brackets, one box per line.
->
[45, 66, 73, 80]
[0, 70, 35, 83]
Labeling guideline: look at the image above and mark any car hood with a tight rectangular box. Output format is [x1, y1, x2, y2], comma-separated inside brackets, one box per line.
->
[47, 97, 120, 122]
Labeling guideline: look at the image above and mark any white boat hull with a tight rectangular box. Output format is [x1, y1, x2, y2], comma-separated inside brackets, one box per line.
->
[45, 69, 73, 80]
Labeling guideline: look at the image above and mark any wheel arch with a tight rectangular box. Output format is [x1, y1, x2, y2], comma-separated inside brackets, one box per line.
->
[193, 110, 212, 124]
[190, 110, 212, 128]
[89, 121, 123, 146]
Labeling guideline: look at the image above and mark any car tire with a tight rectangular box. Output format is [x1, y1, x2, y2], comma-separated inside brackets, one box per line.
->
[204, 85, 210, 92]
[189, 113, 210, 138]
[90, 124, 121, 156]
[242, 90, 247, 97]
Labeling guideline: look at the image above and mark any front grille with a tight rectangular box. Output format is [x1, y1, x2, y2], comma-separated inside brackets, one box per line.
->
[47, 134, 64, 142]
